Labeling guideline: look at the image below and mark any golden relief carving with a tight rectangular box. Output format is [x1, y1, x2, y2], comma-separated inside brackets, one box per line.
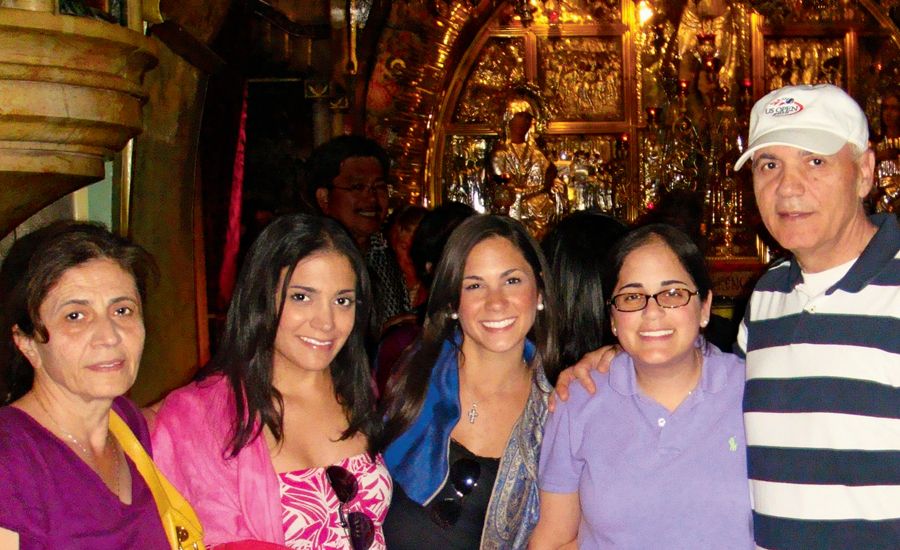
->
[453, 38, 526, 125]
[857, 36, 894, 136]
[539, 37, 624, 121]
[873, 91, 900, 214]
[638, 128, 663, 213]
[636, 16, 677, 117]
[543, 135, 628, 219]
[443, 135, 491, 210]
[764, 38, 844, 91]
[531, 0, 621, 24]
[873, 162, 899, 214]
[776, 0, 848, 23]
[749, 0, 864, 24]
[866, 34, 900, 216]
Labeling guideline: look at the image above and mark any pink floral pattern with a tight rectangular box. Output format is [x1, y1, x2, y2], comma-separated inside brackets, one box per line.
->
[278, 453, 391, 549]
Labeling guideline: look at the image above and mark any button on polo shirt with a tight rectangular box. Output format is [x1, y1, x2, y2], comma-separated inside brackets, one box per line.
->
[631, 376, 708, 462]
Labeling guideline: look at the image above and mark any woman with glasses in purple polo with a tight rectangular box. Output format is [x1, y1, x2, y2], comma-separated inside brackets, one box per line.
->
[150, 214, 391, 549]
[377, 215, 559, 549]
[529, 224, 753, 549]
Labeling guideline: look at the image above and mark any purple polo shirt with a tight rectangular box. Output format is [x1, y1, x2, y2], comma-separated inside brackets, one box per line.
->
[539, 344, 753, 549]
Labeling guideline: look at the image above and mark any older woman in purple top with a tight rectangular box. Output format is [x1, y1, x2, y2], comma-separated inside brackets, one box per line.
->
[529, 224, 752, 549]
[0, 222, 168, 549]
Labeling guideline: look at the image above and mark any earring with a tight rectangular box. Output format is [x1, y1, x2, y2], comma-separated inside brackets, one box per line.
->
[700, 319, 708, 327]
[611, 326, 617, 336]
[450, 312, 458, 320]
[537, 302, 545, 311]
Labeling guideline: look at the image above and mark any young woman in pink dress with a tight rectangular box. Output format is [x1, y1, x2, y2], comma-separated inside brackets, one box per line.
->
[151, 214, 391, 549]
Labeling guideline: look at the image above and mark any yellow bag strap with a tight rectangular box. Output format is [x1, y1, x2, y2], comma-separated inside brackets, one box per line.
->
[108, 410, 205, 548]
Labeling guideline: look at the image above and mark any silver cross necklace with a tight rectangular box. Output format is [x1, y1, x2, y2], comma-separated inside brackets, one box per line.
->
[463, 358, 529, 424]
[467, 402, 479, 424]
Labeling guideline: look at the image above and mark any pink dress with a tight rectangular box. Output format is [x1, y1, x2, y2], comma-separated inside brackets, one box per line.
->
[278, 452, 392, 550]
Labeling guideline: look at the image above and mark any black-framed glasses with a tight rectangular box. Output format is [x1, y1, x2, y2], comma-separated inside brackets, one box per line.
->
[608, 288, 699, 312]
[325, 465, 375, 550]
[330, 182, 390, 196]
[428, 458, 481, 529]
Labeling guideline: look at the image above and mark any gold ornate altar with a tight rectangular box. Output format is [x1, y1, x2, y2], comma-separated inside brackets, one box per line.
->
[366, 0, 900, 271]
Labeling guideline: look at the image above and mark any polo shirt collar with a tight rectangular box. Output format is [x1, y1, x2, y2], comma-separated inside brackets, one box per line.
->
[782, 213, 900, 293]
[830, 213, 900, 293]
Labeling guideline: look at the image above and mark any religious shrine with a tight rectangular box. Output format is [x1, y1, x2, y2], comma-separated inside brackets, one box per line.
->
[360, 0, 900, 298]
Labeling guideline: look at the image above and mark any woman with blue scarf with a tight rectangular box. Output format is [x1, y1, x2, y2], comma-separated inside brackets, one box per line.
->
[377, 215, 559, 549]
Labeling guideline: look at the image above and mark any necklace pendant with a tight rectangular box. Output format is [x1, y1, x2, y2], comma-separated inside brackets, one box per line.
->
[467, 402, 478, 424]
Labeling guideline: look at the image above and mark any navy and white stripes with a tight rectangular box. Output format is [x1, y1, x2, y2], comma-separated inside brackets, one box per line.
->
[738, 213, 900, 549]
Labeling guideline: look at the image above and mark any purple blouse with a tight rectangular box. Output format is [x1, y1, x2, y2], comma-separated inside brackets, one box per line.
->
[0, 397, 168, 550]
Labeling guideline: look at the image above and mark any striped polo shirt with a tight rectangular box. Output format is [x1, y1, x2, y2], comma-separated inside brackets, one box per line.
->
[737, 213, 900, 549]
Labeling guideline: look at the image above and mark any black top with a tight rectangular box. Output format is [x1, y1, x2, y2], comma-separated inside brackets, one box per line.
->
[383, 439, 501, 549]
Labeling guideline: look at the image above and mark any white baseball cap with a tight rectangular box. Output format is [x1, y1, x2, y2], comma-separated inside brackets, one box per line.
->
[734, 84, 869, 170]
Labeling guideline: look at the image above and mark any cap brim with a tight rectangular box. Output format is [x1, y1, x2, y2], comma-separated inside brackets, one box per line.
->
[733, 128, 849, 171]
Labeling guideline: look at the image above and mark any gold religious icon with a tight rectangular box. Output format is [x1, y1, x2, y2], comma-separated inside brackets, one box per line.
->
[873, 92, 900, 215]
[489, 94, 566, 239]
[874, 175, 900, 214]
[873, 137, 899, 214]
[675, 0, 739, 91]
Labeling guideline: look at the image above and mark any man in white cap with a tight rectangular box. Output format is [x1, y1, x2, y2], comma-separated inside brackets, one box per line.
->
[732, 84, 899, 547]
[555, 84, 900, 547]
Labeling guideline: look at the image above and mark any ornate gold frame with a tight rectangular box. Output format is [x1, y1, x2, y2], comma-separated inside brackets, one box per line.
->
[427, 0, 639, 216]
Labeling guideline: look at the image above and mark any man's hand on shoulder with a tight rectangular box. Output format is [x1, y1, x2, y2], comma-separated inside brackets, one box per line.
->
[549, 345, 619, 412]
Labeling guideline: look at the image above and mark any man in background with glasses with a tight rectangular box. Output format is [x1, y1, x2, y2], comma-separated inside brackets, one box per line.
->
[308, 136, 409, 332]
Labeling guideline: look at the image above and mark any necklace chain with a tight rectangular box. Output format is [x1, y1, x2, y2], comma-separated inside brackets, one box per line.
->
[462, 358, 529, 424]
[34, 395, 120, 496]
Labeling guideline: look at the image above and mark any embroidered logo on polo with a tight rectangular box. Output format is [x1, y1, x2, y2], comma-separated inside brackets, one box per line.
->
[728, 436, 738, 452]
[764, 97, 803, 117]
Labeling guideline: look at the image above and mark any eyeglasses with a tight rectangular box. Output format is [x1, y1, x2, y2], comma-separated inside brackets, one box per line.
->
[325, 465, 375, 550]
[428, 458, 480, 529]
[609, 288, 699, 312]
[331, 182, 390, 196]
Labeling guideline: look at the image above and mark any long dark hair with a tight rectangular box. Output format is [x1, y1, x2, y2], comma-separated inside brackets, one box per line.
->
[378, 215, 558, 450]
[202, 214, 378, 456]
[0, 221, 156, 405]
[542, 211, 627, 368]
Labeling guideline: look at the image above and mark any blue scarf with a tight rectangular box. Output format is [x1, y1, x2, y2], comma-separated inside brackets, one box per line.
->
[384, 334, 537, 504]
